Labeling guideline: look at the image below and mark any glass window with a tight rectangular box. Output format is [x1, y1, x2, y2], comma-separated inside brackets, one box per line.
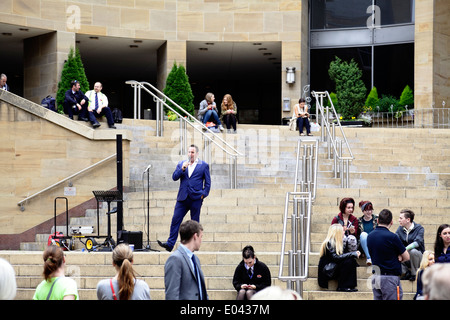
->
[375, 0, 414, 25]
[312, 0, 414, 30]
[312, 0, 372, 29]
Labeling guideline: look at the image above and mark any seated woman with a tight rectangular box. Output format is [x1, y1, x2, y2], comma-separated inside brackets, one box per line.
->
[358, 200, 378, 266]
[198, 92, 224, 131]
[332, 197, 359, 253]
[232, 245, 271, 300]
[318, 224, 360, 292]
[220, 94, 238, 133]
[293, 98, 312, 136]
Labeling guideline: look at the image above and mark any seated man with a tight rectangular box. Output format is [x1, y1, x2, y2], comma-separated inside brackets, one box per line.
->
[395, 209, 425, 281]
[63, 80, 89, 121]
[85, 82, 116, 129]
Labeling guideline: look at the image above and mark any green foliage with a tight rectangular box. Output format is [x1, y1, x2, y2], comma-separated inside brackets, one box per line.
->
[328, 57, 367, 120]
[378, 94, 402, 113]
[365, 86, 379, 110]
[56, 47, 89, 113]
[326, 92, 338, 108]
[399, 85, 414, 108]
[163, 62, 195, 117]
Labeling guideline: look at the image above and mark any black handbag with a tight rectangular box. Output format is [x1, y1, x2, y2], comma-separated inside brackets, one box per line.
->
[323, 262, 337, 278]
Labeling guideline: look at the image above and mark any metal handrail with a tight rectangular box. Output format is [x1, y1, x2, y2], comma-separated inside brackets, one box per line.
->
[126, 80, 242, 188]
[312, 90, 354, 188]
[17, 153, 117, 210]
[278, 139, 316, 297]
[293, 139, 319, 202]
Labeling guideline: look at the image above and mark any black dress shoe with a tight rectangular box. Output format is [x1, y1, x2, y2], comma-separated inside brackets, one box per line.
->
[157, 240, 173, 252]
[109, 124, 117, 129]
[337, 288, 358, 292]
[92, 122, 101, 128]
[78, 117, 89, 121]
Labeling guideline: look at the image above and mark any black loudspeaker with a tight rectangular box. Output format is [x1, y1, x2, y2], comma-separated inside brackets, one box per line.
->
[117, 230, 143, 250]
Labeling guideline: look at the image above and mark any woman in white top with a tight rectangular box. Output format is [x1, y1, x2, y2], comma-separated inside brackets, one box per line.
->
[293, 98, 312, 136]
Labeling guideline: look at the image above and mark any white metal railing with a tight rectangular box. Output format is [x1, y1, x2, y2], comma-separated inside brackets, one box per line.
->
[312, 91, 354, 188]
[126, 80, 242, 188]
[362, 105, 450, 129]
[294, 139, 319, 201]
[278, 140, 317, 297]
[17, 154, 116, 211]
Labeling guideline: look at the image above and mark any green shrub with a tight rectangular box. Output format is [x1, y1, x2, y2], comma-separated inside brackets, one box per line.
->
[56, 47, 89, 113]
[163, 62, 195, 117]
[399, 85, 414, 108]
[328, 57, 366, 120]
[378, 95, 402, 113]
[365, 86, 379, 111]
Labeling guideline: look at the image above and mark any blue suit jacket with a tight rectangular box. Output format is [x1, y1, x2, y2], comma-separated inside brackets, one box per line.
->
[164, 246, 208, 300]
[172, 159, 211, 201]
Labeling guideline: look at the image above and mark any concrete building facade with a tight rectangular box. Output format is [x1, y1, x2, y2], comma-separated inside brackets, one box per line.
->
[0, 0, 448, 124]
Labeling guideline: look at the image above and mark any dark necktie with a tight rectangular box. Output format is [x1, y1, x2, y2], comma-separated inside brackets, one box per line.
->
[248, 267, 253, 279]
[95, 93, 99, 111]
[191, 255, 203, 300]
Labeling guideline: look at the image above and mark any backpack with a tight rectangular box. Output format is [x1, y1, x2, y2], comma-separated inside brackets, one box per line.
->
[41, 95, 57, 112]
[112, 108, 123, 123]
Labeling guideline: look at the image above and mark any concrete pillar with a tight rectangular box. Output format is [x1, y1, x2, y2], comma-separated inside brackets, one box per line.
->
[156, 40, 187, 91]
[415, 0, 450, 127]
[281, 0, 309, 121]
[23, 31, 75, 104]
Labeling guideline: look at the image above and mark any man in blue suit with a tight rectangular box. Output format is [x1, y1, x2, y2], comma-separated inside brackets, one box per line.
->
[158, 144, 211, 252]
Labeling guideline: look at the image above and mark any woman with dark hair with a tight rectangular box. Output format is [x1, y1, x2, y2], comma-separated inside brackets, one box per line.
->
[232, 245, 271, 300]
[331, 197, 359, 253]
[33, 245, 78, 300]
[434, 224, 450, 263]
[358, 200, 378, 266]
[96, 244, 150, 300]
[293, 98, 312, 136]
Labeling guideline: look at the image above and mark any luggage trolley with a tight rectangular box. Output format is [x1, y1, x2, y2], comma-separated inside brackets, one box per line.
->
[48, 197, 74, 250]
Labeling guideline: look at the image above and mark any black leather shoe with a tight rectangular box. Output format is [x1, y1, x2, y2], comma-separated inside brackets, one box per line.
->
[92, 122, 101, 128]
[79, 117, 89, 121]
[157, 240, 173, 252]
[109, 124, 117, 129]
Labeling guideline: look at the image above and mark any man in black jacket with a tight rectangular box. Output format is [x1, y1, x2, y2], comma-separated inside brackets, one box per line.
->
[232, 246, 271, 300]
[63, 80, 90, 123]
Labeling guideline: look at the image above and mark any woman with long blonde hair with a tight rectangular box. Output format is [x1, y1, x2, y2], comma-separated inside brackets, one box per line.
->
[220, 94, 237, 133]
[96, 244, 150, 300]
[414, 250, 435, 300]
[318, 224, 360, 292]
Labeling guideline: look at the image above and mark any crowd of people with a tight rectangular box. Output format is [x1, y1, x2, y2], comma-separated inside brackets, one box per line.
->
[318, 197, 450, 300]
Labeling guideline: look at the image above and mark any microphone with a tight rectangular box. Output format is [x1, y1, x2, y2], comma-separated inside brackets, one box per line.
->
[143, 164, 152, 172]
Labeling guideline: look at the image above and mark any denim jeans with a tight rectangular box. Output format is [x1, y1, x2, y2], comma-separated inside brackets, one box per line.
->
[203, 109, 221, 125]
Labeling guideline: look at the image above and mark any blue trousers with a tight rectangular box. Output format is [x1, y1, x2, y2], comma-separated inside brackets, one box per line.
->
[203, 110, 222, 125]
[167, 197, 203, 248]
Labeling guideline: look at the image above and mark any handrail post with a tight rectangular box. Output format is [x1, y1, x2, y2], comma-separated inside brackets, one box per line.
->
[180, 119, 186, 155]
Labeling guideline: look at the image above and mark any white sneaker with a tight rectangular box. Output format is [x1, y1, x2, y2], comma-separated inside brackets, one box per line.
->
[366, 259, 372, 266]
[219, 125, 224, 131]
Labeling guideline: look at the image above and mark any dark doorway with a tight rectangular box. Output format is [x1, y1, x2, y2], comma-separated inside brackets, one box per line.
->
[187, 41, 282, 125]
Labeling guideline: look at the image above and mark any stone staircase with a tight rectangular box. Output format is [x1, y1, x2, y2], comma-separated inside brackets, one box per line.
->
[5, 119, 450, 300]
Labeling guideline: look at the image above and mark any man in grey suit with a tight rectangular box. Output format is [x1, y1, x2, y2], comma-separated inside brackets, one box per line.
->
[164, 220, 208, 300]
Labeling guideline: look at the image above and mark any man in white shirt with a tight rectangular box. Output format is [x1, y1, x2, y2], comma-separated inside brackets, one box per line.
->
[1, 74, 10, 91]
[85, 82, 116, 129]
